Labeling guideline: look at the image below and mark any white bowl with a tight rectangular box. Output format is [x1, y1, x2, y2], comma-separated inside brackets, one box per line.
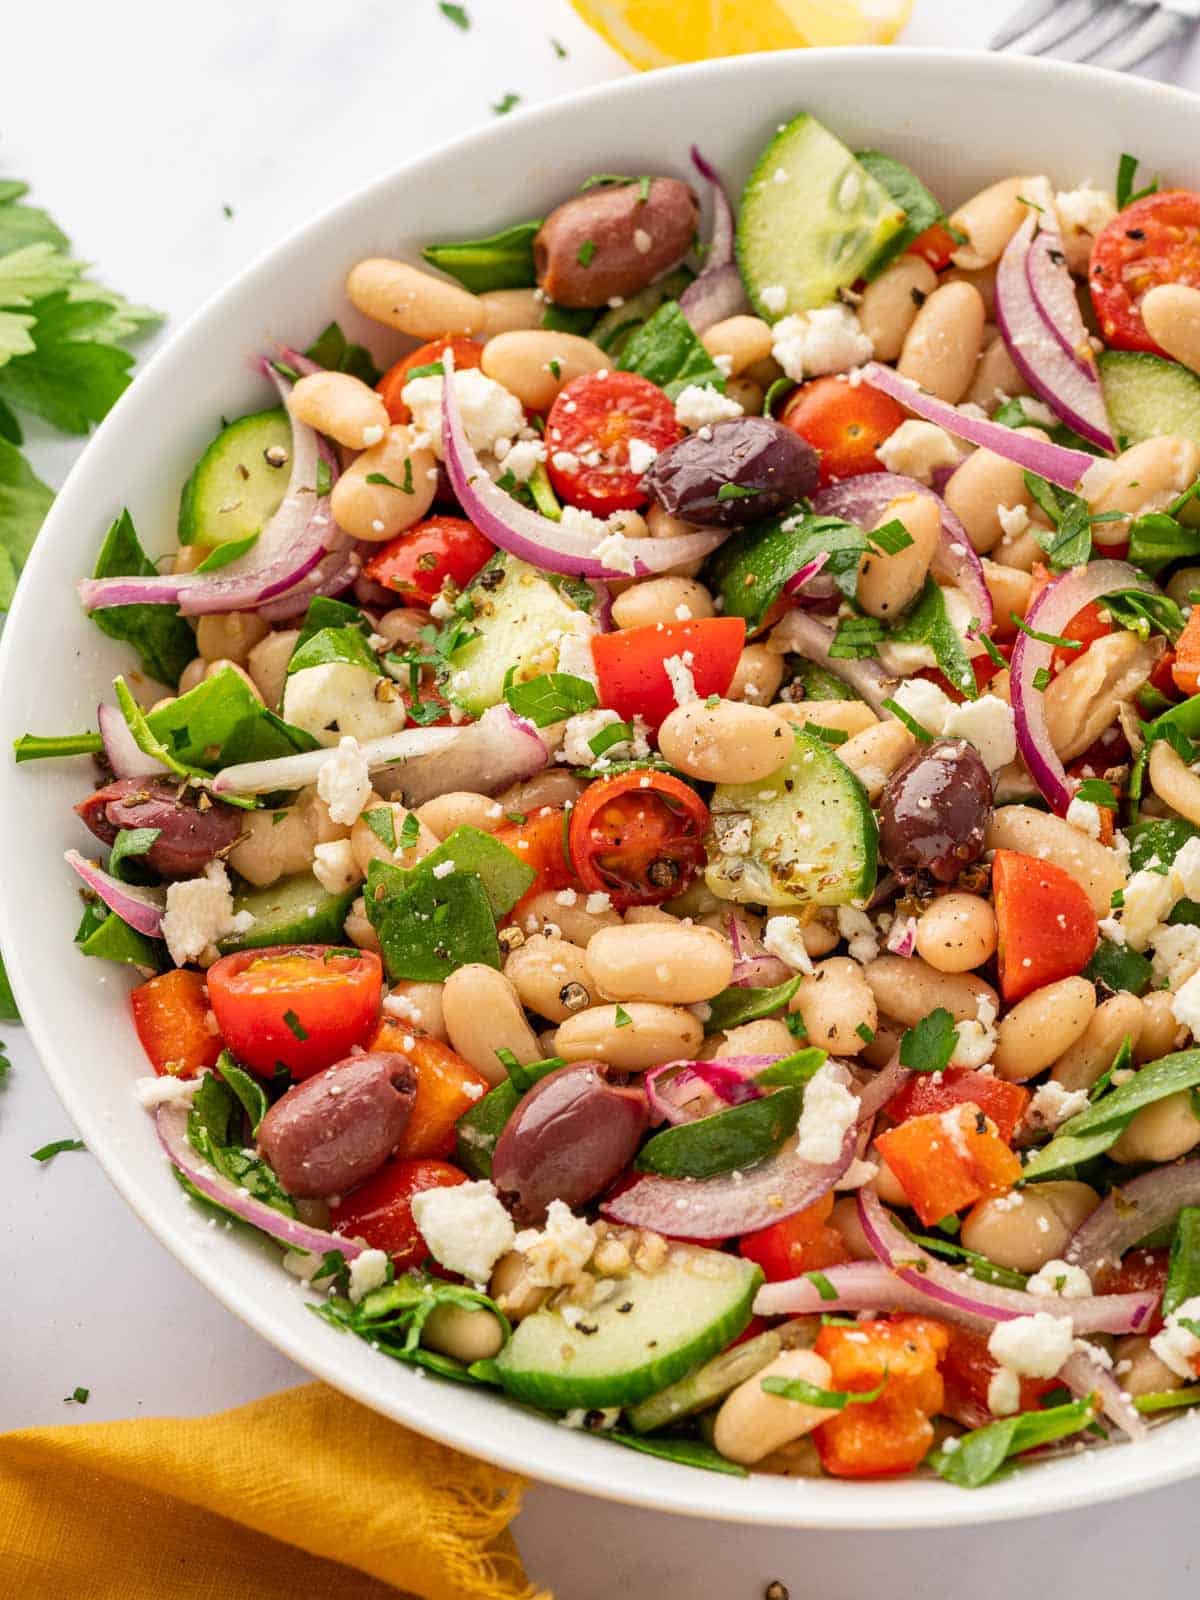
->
[4, 46, 1198, 1528]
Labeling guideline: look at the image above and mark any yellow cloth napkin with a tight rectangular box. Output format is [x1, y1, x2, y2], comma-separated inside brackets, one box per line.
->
[0, 1382, 549, 1600]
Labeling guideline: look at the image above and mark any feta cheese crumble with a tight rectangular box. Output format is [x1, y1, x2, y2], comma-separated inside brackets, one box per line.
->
[134, 1073, 206, 1109]
[875, 420, 962, 485]
[760, 283, 788, 316]
[1026, 1259, 1093, 1299]
[1151, 1295, 1200, 1379]
[673, 383, 743, 431]
[987, 1312, 1074, 1378]
[771, 304, 873, 381]
[627, 437, 659, 475]
[1025, 1080, 1090, 1134]
[562, 707, 628, 766]
[401, 367, 526, 461]
[409, 1179, 516, 1286]
[836, 905, 878, 964]
[795, 1061, 858, 1164]
[941, 695, 1018, 776]
[514, 1199, 596, 1288]
[662, 652, 698, 707]
[283, 662, 408, 746]
[1065, 797, 1103, 841]
[312, 837, 361, 894]
[348, 1248, 390, 1304]
[161, 861, 245, 968]
[763, 915, 814, 975]
[316, 735, 372, 826]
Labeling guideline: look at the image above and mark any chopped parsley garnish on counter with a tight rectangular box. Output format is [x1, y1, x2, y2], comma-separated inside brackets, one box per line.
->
[438, 1, 470, 27]
[492, 92, 521, 116]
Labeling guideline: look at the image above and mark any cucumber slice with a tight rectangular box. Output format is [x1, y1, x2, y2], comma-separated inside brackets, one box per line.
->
[484, 1246, 761, 1409]
[216, 871, 357, 954]
[627, 1327, 783, 1433]
[178, 408, 293, 546]
[634, 1086, 802, 1179]
[790, 661, 862, 703]
[440, 553, 595, 715]
[736, 114, 906, 320]
[1099, 350, 1200, 452]
[706, 726, 877, 907]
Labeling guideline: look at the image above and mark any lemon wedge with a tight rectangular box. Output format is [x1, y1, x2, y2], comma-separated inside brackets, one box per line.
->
[568, 0, 913, 69]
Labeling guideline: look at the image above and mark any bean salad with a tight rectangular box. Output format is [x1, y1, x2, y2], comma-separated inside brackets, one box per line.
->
[27, 113, 1200, 1489]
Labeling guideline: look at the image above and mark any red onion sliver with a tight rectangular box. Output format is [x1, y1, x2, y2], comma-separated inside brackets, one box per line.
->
[1066, 1156, 1200, 1276]
[678, 147, 746, 334]
[65, 848, 165, 937]
[811, 471, 993, 633]
[885, 915, 917, 958]
[994, 212, 1114, 451]
[1008, 559, 1154, 813]
[157, 1104, 367, 1260]
[755, 1259, 954, 1319]
[440, 349, 725, 578]
[859, 362, 1096, 491]
[855, 1188, 1155, 1334]
[1060, 1345, 1146, 1442]
[765, 608, 897, 713]
[854, 1057, 912, 1124]
[98, 701, 164, 776]
[781, 551, 832, 599]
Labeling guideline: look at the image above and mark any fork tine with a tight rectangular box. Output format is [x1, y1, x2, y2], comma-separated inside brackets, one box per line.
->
[990, 0, 1059, 50]
[1017, 0, 1116, 54]
[1090, 6, 1190, 68]
[1050, 0, 1154, 61]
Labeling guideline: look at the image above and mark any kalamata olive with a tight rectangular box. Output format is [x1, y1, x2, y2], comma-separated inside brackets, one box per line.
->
[878, 737, 993, 885]
[257, 1051, 417, 1198]
[75, 777, 243, 876]
[534, 179, 699, 309]
[492, 1061, 649, 1225]
[642, 417, 819, 528]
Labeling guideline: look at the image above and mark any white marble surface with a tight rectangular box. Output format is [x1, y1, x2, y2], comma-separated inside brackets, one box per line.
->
[5, 2, 1200, 1594]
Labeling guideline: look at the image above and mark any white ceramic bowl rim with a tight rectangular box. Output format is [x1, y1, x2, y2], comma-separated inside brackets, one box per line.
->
[6, 47, 1200, 1529]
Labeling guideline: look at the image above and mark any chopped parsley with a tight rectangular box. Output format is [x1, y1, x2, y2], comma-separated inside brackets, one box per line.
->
[367, 460, 414, 494]
[898, 1007, 958, 1075]
[1010, 611, 1084, 651]
[614, 1004, 633, 1028]
[65, 1386, 90, 1404]
[439, 2, 470, 27]
[1116, 151, 1159, 210]
[31, 1138, 86, 1163]
[282, 1009, 309, 1042]
[363, 806, 398, 853]
[829, 613, 885, 660]
[1074, 778, 1120, 810]
[882, 697, 934, 743]
[491, 93, 521, 116]
[315, 459, 332, 497]
[761, 1374, 886, 1410]
[576, 239, 597, 268]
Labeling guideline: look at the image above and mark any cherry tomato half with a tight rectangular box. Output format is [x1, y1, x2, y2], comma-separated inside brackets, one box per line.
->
[781, 376, 909, 489]
[206, 944, 382, 1080]
[330, 1157, 467, 1268]
[546, 371, 681, 515]
[569, 770, 709, 908]
[591, 616, 745, 733]
[1090, 190, 1200, 353]
[907, 221, 959, 272]
[362, 515, 495, 606]
[377, 337, 484, 424]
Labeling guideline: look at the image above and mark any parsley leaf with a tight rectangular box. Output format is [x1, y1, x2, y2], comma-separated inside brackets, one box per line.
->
[303, 321, 381, 387]
[0, 435, 52, 612]
[492, 93, 521, 116]
[439, 1, 470, 26]
[899, 1007, 958, 1074]
[505, 671, 598, 726]
[889, 578, 977, 698]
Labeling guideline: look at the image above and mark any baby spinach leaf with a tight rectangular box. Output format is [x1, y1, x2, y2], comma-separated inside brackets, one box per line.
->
[1164, 1207, 1200, 1318]
[287, 623, 381, 678]
[889, 578, 977, 699]
[87, 509, 196, 686]
[504, 671, 598, 726]
[295, 595, 371, 650]
[705, 514, 866, 630]
[423, 220, 541, 293]
[607, 1433, 748, 1476]
[216, 1050, 269, 1137]
[927, 1397, 1096, 1488]
[1083, 938, 1151, 997]
[703, 976, 802, 1035]
[618, 301, 725, 400]
[304, 321, 381, 388]
[856, 150, 947, 278]
[74, 904, 166, 973]
[187, 1072, 294, 1216]
[0, 951, 17, 1020]
[419, 825, 535, 917]
[365, 857, 500, 982]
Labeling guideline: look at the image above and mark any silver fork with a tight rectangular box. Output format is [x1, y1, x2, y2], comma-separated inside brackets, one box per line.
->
[991, 0, 1200, 71]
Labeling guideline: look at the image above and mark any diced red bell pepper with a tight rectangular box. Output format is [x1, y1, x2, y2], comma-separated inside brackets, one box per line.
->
[940, 1326, 1060, 1431]
[1173, 610, 1200, 696]
[992, 848, 1098, 1004]
[885, 1066, 1031, 1144]
[371, 1023, 490, 1160]
[813, 1316, 949, 1478]
[329, 1157, 468, 1268]
[591, 617, 745, 732]
[874, 1105, 1022, 1227]
[129, 968, 222, 1078]
[493, 805, 578, 924]
[1094, 1247, 1170, 1337]
[738, 1192, 853, 1282]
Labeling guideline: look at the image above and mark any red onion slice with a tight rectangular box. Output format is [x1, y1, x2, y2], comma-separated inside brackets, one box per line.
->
[765, 608, 897, 713]
[854, 1057, 912, 1124]
[156, 1103, 367, 1260]
[885, 915, 917, 957]
[677, 147, 746, 335]
[728, 915, 792, 987]
[781, 551, 832, 600]
[644, 1057, 767, 1126]
[65, 847, 165, 937]
[812, 472, 993, 633]
[440, 348, 725, 579]
[1066, 1157, 1200, 1276]
[257, 544, 361, 622]
[860, 362, 1096, 491]
[994, 212, 1114, 451]
[856, 1188, 1154, 1334]
[1060, 1344, 1146, 1441]
[1009, 559, 1154, 813]
[755, 1258, 956, 1319]
[78, 363, 344, 617]
[98, 701, 164, 777]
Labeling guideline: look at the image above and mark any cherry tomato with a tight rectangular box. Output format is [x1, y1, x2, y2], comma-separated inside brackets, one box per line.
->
[907, 221, 959, 271]
[330, 1158, 467, 1269]
[130, 969, 223, 1078]
[916, 641, 1011, 704]
[1090, 190, 1200, 353]
[591, 616, 745, 732]
[569, 770, 709, 908]
[545, 371, 681, 515]
[940, 1326, 1059, 1431]
[377, 337, 484, 424]
[780, 376, 908, 488]
[1095, 1247, 1170, 1337]
[738, 1193, 852, 1282]
[494, 806, 578, 923]
[362, 515, 495, 607]
[206, 944, 382, 1080]
[1029, 568, 1114, 674]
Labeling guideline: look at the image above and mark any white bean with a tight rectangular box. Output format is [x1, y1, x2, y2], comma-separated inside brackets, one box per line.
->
[481, 329, 608, 411]
[196, 610, 269, 667]
[1051, 992, 1144, 1093]
[611, 577, 714, 630]
[658, 699, 793, 784]
[442, 964, 541, 1084]
[791, 957, 878, 1055]
[992, 977, 1097, 1082]
[914, 893, 997, 974]
[1140, 283, 1200, 376]
[246, 628, 300, 709]
[504, 934, 596, 1023]
[713, 1349, 838, 1465]
[415, 791, 504, 838]
[1110, 1092, 1200, 1164]
[330, 424, 437, 542]
[985, 805, 1126, 916]
[856, 493, 942, 620]
[858, 256, 937, 362]
[555, 1003, 703, 1070]
[897, 281, 986, 404]
[288, 370, 390, 451]
[862, 954, 997, 1027]
[949, 177, 1034, 271]
[585, 923, 733, 1004]
[961, 1182, 1101, 1272]
[346, 258, 485, 337]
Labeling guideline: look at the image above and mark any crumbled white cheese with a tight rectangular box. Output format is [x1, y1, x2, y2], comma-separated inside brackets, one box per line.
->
[554, 610, 601, 685]
[347, 1248, 390, 1304]
[942, 694, 1017, 776]
[312, 837, 361, 895]
[987, 1366, 1021, 1417]
[585, 891, 613, 915]
[316, 735, 372, 826]
[795, 1061, 858, 1164]
[763, 915, 814, 975]
[627, 437, 659, 475]
[410, 1179, 516, 1286]
[1025, 1080, 1090, 1134]
[836, 906, 878, 965]
[760, 283, 789, 316]
[1151, 1295, 1200, 1379]
[401, 367, 526, 461]
[431, 859, 455, 880]
[134, 1073, 206, 1108]
[876, 420, 962, 485]
[283, 662, 408, 747]
[161, 861, 241, 968]
[1065, 797, 1103, 841]
[890, 677, 956, 737]
[1026, 1259, 1093, 1299]
[1150, 923, 1200, 992]
[1173, 967, 1200, 1041]
[952, 1015, 996, 1070]
[562, 707, 627, 766]
[514, 1199, 596, 1287]
[1120, 868, 1179, 952]
[594, 527, 640, 577]
[1054, 186, 1118, 275]
[498, 436, 547, 483]
[662, 652, 698, 707]
[997, 503, 1031, 539]
[987, 1312, 1074, 1378]
[673, 383, 743, 431]
[771, 304, 873, 382]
